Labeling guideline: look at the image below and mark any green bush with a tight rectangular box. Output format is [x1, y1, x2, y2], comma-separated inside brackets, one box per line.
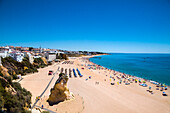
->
[0, 72, 3, 77]
[12, 74, 18, 80]
[1, 57, 38, 77]
[0, 80, 32, 113]
[42, 111, 50, 113]
[4, 76, 12, 86]
[33, 58, 47, 68]
[48, 62, 52, 65]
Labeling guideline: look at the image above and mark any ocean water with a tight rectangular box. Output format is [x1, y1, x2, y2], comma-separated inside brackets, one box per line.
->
[89, 53, 170, 86]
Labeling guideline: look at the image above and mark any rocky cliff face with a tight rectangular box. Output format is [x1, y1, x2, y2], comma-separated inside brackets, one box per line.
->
[0, 65, 10, 77]
[41, 57, 48, 65]
[0, 76, 32, 112]
[47, 73, 74, 106]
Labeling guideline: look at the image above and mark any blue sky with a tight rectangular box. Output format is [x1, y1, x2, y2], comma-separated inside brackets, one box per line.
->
[0, 0, 170, 53]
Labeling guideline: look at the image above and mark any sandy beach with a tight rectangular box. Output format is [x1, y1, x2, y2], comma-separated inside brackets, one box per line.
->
[20, 55, 170, 113]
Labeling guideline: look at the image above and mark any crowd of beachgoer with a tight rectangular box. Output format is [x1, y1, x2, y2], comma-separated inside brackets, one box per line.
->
[80, 57, 168, 96]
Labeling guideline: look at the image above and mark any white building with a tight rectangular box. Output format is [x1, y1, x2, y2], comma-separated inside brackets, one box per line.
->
[33, 55, 41, 59]
[29, 56, 34, 64]
[9, 51, 24, 62]
[24, 52, 34, 64]
[50, 50, 64, 56]
[0, 46, 13, 58]
[45, 53, 56, 62]
[0, 57, 1, 66]
[0, 51, 9, 58]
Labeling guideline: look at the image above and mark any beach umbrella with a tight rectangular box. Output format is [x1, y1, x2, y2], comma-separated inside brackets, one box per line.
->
[162, 92, 167, 96]
[143, 81, 146, 83]
[142, 84, 147, 87]
[149, 86, 151, 89]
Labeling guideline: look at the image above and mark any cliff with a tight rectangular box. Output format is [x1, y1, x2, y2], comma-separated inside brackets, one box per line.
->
[33, 57, 48, 68]
[0, 65, 10, 77]
[47, 73, 74, 106]
[41, 57, 48, 65]
[0, 76, 32, 113]
[0, 76, 17, 95]
[1, 57, 38, 76]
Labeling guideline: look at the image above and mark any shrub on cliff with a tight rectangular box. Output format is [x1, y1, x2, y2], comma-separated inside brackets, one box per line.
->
[33, 58, 47, 68]
[42, 111, 50, 113]
[56, 53, 68, 60]
[60, 54, 68, 60]
[0, 79, 32, 113]
[1, 57, 38, 76]
[0, 72, 3, 77]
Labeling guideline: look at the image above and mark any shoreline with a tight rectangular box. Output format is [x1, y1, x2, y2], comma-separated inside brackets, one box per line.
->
[19, 55, 170, 113]
[88, 54, 170, 87]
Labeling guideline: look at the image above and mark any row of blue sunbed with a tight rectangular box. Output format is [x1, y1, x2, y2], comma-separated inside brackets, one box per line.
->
[71, 68, 83, 78]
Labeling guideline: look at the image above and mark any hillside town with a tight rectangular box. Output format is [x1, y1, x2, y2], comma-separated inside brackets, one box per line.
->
[0, 46, 104, 65]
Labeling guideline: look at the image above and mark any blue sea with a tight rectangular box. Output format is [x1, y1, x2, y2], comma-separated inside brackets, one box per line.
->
[90, 53, 170, 86]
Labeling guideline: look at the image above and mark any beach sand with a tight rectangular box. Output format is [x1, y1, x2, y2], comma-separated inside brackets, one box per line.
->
[20, 55, 170, 113]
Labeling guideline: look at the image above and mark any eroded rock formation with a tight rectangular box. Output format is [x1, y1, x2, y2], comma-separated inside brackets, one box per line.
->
[47, 73, 74, 106]
[0, 65, 10, 77]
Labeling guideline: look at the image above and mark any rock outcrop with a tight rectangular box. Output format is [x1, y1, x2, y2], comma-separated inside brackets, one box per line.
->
[47, 73, 74, 106]
[0, 65, 10, 77]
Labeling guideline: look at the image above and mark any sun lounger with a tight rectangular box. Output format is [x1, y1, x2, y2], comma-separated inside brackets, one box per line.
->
[77, 68, 83, 77]
[73, 68, 77, 77]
